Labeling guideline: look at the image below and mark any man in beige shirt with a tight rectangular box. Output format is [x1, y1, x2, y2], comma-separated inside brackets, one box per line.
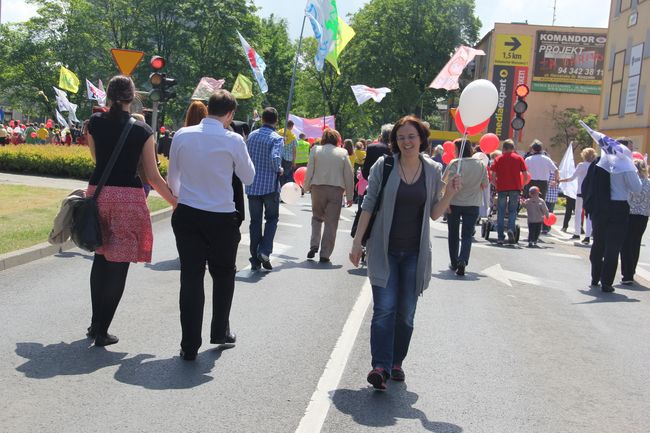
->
[303, 129, 355, 262]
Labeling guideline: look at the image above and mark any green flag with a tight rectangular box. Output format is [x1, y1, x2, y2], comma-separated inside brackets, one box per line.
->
[326, 17, 355, 74]
[231, 73, 253, 99]
[58, 66, 80, 93]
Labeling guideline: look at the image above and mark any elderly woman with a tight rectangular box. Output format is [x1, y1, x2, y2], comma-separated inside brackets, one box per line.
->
[559, 147, 596, 243]
[303, 129, 355, 263]
[443, 138, 488, 276]
[621, 159, 650, 285]
[349, 115, 460, 390]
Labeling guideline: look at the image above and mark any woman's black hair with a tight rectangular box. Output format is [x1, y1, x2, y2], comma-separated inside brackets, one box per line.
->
[454, 138, 474, 158]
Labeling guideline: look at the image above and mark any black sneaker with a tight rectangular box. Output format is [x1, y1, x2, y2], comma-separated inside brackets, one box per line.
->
[179, 349, 197, 361]
[621, 279, 634, 286]
[390, 366, 405, 381]
[456, 261, 466, 276]
[581, 237, 590, 245]
[94, 333, 119, 347]
[497, 239, 504, 245]
[528, 242, 534, 248]
[319, 257, 330, 263]
[367, 368, 389, 390]
[571, 235, 580, 240]
[601, 285, 615, 293]
[307, 248, 317, 259]
[506, 230, 515, 244]
[590, 280, 600, 287]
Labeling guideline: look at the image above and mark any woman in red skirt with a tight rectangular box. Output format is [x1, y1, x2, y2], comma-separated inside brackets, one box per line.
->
[85, 75, 177, 346]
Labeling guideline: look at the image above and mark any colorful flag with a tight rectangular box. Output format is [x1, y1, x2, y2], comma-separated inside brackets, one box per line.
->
[579, 120, 636, 174]
[305, 0, 339, 71]
[237, 31, 268, 93]
[288, 114, 336, 139]
[58, 66, 80, 93]
[558, 142, 577, 199]
[351, 85, 391, 105]
[86, 79, 106, 106]
[231, 74, 253, 99]
[191, 77, 226, 100]
[325, 17, 355, 74]
[430, 45, 486, 90]
[55, 110, 69, 129]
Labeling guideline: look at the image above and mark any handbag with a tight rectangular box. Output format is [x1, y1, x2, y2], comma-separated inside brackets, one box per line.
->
[355, 156, 394, 246]
[70, 117, 135, 252]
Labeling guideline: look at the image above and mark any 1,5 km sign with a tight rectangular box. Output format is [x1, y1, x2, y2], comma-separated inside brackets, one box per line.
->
[494, 34, 532, 67]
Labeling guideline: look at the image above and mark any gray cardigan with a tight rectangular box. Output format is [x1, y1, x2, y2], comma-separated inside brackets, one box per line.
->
[362, 154, 444, 294]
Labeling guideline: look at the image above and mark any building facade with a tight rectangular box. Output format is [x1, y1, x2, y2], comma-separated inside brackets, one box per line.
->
[599, 0, 650, 152]
[474, 23, 607, 161]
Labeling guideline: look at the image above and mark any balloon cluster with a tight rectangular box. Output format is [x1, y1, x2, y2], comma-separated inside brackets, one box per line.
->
[280, 166, 308, 205]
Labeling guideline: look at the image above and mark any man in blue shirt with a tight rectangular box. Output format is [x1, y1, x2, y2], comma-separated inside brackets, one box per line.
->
[246, 107, 284, 270]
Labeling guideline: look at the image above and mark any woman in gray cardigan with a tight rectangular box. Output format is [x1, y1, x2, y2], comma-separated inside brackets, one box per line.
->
[349, 116, 460, 390]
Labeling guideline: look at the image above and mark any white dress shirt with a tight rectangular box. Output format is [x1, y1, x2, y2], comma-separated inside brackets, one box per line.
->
[168, 118, 255, 213]
[525, 153, 558, 181]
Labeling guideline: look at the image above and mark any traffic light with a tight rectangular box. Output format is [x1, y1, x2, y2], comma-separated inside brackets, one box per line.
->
[148, 56, 177, 103]
[511, 84, 529, 131]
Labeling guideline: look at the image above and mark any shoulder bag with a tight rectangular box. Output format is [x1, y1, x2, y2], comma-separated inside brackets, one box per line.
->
[70, 117, 135, 252]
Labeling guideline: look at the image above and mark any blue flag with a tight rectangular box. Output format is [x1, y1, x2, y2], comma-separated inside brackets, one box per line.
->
[579, 121, 636, 174]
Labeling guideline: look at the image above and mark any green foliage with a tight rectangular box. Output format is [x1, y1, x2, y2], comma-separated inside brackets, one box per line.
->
[550, 106, 599, 151]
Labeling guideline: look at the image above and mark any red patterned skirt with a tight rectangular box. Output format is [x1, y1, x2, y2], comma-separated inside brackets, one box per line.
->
[86, 185, 153, 263]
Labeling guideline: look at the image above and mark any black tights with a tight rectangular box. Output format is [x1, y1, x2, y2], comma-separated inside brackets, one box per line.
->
[90, 254, 130, 336]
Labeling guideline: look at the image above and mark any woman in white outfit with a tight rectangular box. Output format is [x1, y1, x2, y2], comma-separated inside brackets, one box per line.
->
[559, 147, 596, 244]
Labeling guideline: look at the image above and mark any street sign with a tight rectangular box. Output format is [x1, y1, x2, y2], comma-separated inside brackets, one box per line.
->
[110, 48, 145, 76]
[494, 34, 532, 67]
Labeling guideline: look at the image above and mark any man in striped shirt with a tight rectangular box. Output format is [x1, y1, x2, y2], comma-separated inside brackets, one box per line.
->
[245, 107, 284, 271]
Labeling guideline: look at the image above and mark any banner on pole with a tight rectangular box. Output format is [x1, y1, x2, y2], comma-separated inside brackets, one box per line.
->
[58, 66, 80, 93]
[237, 31, 268, 93]
[191, 77, 226, 100]
[232, 74, 253, 99]
[430, 45, 485, 90]
[288, 114, 335, 139]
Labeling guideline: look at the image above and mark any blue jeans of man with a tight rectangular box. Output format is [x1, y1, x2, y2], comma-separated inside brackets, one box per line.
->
[497, 190, 520, 240]
[280, 159, 294, 186]
[447, 205, 479, 266]
[370, 250, 419, 371]
[248, 192, 280, 266]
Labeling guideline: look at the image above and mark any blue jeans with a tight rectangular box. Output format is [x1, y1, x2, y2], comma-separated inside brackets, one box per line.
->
[280, 159, 293, 186]
[248, 192, 280, 265]
[497, 191, 520, 240]
[370, 250, 419, 371]
[447, 205, 479, 266]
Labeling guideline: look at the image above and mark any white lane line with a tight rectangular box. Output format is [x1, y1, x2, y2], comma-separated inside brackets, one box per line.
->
[634, 266, 650, 283]
[295, 280, 372, 433]
[279, 206, 296, 216]
[278, 222, 302, 228]
[548, 253, 582, 259]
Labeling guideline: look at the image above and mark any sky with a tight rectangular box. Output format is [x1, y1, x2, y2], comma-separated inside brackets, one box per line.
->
[3, 0, 611, 40]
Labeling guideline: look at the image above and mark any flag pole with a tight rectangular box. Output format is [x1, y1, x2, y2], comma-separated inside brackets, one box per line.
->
[283, 14, 307, 143]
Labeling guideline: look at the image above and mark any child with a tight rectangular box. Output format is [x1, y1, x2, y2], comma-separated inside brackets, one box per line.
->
[523, 186, 549, 247]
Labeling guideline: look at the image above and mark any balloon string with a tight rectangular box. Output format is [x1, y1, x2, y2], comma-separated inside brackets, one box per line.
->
[456, 132, 468, 175]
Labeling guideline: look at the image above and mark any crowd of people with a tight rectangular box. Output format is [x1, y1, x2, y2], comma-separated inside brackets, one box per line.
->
[17, 74, 650, 392]
[0, 121, 85, 145]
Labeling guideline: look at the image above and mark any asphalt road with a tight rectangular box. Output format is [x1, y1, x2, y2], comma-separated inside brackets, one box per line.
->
[1, 192, 650, 433]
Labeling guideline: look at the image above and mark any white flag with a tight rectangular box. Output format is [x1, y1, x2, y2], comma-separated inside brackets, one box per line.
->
[67, 102, 79, 124]
[350, 85, 391, 105]
[579, 121, 636, 174]
[55, 110, 69, 129]
[53, 87, 70, 112]
[86, 79, 107, 107]
[558, 142, 577, 199]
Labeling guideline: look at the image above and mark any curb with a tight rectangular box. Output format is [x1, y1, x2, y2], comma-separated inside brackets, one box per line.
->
[0, 207, 173, 272]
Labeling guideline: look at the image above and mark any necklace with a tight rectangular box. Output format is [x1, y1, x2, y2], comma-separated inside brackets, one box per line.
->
[399, 159, 421, 185]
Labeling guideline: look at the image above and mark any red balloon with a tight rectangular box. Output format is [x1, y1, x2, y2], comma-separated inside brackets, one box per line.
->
[442, 151, 455, 165]
[160, 126, 166, 134]
[293, 166, 307, 187]
[454, 111, 490, 135]
[632, 151, 643, 160]
[479, 133, 500, 154]
[21, 124, 26, 129]
[308, 137, 315, 145]
[543, 213, 557, 226]
[442, 140, 455, 153]
[31, 132, 37, 138]
[520, 172, 531, 186]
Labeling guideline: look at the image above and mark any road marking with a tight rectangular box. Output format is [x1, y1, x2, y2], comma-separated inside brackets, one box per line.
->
[239, 234, 291, 255]
[548, 253, 581, 259]
[279, 206, 296, 216]
[278, 222, 302, 228]
[295, 280, 372, 433]
[482, 263, 545, 287]
[634, 266, 650, 283]
[339, 215, 352, 222]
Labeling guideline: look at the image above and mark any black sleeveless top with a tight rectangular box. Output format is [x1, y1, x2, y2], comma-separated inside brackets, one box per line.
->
[87, 111, 153, 187]
[389, 171, 427, 252]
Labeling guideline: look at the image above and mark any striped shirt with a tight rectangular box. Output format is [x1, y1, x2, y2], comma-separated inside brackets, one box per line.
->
[545, 172, 559, 203]
[628, 177, 650, 216]
[245, 125, 283, 196]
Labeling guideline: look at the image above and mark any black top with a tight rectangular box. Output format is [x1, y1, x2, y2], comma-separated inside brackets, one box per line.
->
[362, 142, 391, 180]
[87, 111, 153, 187]
[389, 171, 426, 252]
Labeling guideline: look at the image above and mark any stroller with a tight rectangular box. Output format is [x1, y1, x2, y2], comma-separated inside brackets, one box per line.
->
[480, 184, 521, 243]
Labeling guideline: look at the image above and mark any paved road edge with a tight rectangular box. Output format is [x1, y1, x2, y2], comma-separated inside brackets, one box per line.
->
[0, 207, 173, 272]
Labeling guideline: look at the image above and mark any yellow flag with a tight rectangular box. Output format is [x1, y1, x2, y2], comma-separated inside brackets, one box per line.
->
[326, 17, 355, 74]
[58, 66, 80, 93]
[231, 73, 253, 99]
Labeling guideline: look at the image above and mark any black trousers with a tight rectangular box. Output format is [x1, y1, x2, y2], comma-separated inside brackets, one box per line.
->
[172, 204, 241, 354]
[621, 214, 649, 281]
[528, 222, 542, 243]
[562, 197, 575, 230]
[590, 202, 629, 287]
[90, 254, 130, 336]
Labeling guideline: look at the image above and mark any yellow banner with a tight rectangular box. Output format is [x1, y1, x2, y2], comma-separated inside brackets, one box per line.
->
[58, 66, 80, 93]
[494, 34, 532, 67]
[232, 74, 253, 99]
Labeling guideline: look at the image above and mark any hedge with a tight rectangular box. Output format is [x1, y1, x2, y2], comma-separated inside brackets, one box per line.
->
[0, 145, 168, 180]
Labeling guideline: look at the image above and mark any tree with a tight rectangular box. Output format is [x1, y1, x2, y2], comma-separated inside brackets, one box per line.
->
[550, 106, 599, 151]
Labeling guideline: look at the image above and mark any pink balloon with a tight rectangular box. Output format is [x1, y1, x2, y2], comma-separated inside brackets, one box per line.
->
[479, 133, 500, 154]
[543, 213, 557, 226]
[31, 132, 37, 138]
[442, 151, 455, 165]
[293, 166, 307, 187]
[632, 151, 643, 160]
[442, 140, 455, 153]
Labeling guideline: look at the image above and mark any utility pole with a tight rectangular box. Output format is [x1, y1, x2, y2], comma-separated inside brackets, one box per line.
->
[552, 0, 558, 25]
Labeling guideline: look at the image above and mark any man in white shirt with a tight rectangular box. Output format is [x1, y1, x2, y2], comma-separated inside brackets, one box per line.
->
[525, 140, 559, 199]
[168, 90, 255, 361]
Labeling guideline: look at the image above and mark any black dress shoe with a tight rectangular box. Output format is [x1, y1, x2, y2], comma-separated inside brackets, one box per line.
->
[319, 257, 330, 263]
[86, 325, 96, 339]
[261, 260, 273, 270]
[456, 261, 466, 276]
[179, 349, 197, 361]
[601, 285, 615, 293]
[307, 248, 317, 259]
[210, 332, 236, 345]
[94, 333, 119, 347]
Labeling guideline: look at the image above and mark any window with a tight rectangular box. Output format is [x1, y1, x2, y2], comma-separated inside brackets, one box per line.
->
[609, 50, 626, 116]
[620, 0, 632, 11]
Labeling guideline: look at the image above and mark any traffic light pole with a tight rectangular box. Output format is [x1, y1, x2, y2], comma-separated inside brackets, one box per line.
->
[151, 101, 159, 147]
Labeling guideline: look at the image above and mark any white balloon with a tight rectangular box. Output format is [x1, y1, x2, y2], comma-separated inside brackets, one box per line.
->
[280, 182, 301, 205]
[457, 79, 499, 127]
[473, 151, 489, 166]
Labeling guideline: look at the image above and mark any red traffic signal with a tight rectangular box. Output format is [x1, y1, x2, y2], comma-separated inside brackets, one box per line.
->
[511, 84, 529, 131]
[515, 84, 529, 98]
[150, 56, 165, 70]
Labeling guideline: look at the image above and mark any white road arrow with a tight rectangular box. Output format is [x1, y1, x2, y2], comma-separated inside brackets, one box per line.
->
[482, 263, 545, 287]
